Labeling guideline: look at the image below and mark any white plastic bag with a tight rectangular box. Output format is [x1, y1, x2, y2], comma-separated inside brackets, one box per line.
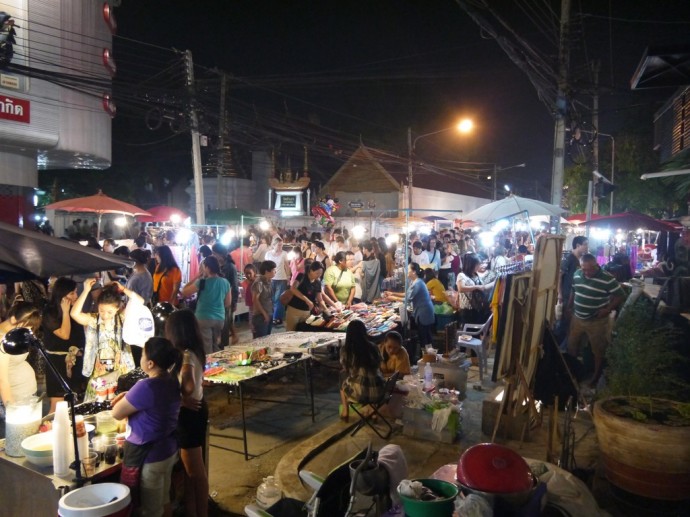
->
[122, 299, 155, 347]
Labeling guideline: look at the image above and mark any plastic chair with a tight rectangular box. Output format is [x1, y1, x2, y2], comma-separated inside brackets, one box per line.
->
[456, 314, 493, 381]
[244, 448, 368, 517]
[349, 371, 401, 440]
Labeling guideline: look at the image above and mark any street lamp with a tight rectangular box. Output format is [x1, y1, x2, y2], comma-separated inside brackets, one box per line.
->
[490, 162, 526, 200]
[407, 118, 473, 210]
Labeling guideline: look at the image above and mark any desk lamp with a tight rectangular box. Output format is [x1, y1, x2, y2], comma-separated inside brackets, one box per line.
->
[2, 327, 85, 486]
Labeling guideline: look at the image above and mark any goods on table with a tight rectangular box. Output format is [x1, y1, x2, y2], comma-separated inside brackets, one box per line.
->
[202, 332, 341, 385]
[302, 301, 401, 336]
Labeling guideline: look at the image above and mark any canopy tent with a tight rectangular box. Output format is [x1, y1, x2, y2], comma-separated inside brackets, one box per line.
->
[565, 213, 604, 225]
[581, 211, 682, 232]
[136, 205, 188, 223]
[0, 222, 134, 282]
[45, 190, 150, 239]
[463, 195, 566, 224]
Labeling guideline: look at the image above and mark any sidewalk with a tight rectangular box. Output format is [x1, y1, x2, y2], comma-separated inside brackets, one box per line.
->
[204, 320, 684, 517]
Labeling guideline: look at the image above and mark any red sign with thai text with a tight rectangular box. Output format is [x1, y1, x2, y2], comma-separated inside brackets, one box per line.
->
[0, 95, 30, 123]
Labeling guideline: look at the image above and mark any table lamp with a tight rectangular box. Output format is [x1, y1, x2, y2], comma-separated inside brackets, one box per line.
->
[1, 327, 84, 486]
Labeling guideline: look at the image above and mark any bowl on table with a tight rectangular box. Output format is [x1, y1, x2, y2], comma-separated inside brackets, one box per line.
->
[21, 431, 53, 467]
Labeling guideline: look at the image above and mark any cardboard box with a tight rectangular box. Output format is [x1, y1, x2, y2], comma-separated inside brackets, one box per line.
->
[417, 360, 467, 396]
[481, 386, 531, 440]
[402, 406, 458, 444]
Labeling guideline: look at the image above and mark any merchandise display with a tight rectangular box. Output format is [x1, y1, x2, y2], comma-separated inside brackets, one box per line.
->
[203, 332, 341, 386]
[300, 301, 402, 337]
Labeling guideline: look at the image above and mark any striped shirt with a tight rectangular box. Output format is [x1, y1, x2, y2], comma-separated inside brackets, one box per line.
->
[572, 267, 624, 319]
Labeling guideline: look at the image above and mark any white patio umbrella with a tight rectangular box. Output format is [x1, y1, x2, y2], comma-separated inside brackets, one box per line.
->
[463, 195, 566, 224]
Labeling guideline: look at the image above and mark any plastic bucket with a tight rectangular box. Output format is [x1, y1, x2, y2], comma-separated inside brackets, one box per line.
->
[58, 483, 131, 517]
[398, 478, 458, 517]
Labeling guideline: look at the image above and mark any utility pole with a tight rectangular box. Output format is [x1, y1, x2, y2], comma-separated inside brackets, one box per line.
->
[592, 60, 600, 215]
[216, 73, 227, 211]
[550, 0, 571, 207]
[407, 127, 413, 211]
[492, 163, 497, 201]
[185, 50, 205, 225]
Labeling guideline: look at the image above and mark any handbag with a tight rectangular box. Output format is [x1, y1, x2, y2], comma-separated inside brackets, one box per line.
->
[151, 270, 166, 305]
[120, 440, 155, 508]
[469, 287, 490, 315]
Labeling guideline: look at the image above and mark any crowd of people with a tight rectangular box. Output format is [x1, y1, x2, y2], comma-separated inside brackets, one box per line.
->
[0, 220, 637, 515]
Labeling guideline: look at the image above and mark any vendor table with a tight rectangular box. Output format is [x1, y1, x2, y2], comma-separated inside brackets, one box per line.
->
[0, 439, 122, 516]
[296, 301, 401, 338]
[203, 332, 341, 460]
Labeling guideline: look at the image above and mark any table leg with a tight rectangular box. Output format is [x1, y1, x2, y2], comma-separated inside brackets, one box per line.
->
[306, 358, 315, 422]
[239, 382, 248, 461]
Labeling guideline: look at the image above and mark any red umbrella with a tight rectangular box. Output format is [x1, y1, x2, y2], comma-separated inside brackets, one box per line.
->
[45, 190, 151, 239]
[581, 211, 680, 232]
[565, 213, 604, 225]
[137, 206, 189, 223]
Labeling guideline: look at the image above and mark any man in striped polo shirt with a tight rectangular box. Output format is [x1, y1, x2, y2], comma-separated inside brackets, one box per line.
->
[566, 253, 625, 388]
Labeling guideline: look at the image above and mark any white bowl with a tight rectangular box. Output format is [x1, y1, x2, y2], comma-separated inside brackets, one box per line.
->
[21, 431, 53, 467]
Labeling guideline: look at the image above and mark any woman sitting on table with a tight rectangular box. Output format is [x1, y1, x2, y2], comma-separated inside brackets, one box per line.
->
[285, 261, 329, 331]
[423, 268, 448, 304]
[71, 279, 142, 402]
[383, 262, 436, 350]
[339, 319, 385, 422]
[111, 337, 181, 517]
[379, 330, 411, 377]
[166, 310, 208, 517]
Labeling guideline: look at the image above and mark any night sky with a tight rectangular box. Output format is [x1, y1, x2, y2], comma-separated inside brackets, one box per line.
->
[109, 1, 690, 201]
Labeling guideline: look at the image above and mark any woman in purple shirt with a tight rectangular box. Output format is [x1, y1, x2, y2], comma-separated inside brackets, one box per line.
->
[112, 337, 181, 516]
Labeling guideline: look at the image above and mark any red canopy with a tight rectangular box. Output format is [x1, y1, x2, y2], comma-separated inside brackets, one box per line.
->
[45, 190, 151, 239]
[565, 213, 604, 225]
[137, 206, 189, 223]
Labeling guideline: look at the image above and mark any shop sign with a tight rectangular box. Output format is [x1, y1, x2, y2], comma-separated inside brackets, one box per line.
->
[0, 74, 20, 89]
[0, 95, 30, 123]
[348, 201, 364, 209]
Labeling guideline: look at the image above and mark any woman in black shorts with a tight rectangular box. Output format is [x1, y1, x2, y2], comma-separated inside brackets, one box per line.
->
[167, 309, 208, 517]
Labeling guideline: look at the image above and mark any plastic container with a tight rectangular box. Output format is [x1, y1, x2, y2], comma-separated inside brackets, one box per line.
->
[53, 401, 72, 477]
[424, 362, 433, 391]
[256, 476, 282, 509]
[58, 482, 131, 517]
[398, 478, 458, 517]
[75, 415, 89, 460]
[4, 395, 42, 457]
[96, 411, 117, 435]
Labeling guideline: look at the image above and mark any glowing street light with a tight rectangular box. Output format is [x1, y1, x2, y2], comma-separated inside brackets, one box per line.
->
[407, 118, 474, 210]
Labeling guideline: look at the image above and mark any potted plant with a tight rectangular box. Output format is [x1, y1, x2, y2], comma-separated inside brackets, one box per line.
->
[593, 296, 690, 500]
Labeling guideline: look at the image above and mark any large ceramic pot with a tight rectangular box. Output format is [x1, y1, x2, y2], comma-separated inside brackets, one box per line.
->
[593, 396, 690, 501]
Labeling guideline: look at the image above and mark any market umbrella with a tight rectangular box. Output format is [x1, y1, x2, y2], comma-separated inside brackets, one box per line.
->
[0, 222, 134, 282]
[45, 190, 151, 239]
[463, 195, 566, 224]
[581, 211, 681, 232]
[136, 205, 189, 223]
[565, 213, 604, 225]
[422, 215, 448, 222]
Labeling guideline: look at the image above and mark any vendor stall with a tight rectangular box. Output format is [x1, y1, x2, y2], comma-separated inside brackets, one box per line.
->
[0, 425, 122, 517]
[203, 332, 341, 460]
